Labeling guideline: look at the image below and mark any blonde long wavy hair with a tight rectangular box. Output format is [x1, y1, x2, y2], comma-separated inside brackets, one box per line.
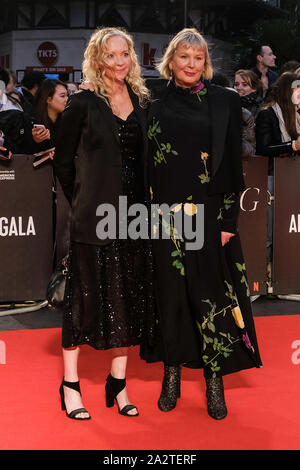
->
[82, 27, 150, 107]
[157, 28, 213, 81]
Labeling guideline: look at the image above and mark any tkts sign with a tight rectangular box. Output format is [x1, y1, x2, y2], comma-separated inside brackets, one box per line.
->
[37, 42, 58, 66]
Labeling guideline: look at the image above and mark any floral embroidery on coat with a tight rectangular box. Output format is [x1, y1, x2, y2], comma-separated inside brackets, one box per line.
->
[198, 152, 210, 184]
[148, 119, 179, 166]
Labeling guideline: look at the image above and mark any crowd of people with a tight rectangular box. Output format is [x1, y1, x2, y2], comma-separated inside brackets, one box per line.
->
[1, 43, 299, 164]
[0, 28, 299, 422]
[0, 68, 77, 156]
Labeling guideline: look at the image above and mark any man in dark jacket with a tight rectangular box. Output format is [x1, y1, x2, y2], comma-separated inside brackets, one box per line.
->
[19, 71, 45, 114]
[251, 45, 279, 97]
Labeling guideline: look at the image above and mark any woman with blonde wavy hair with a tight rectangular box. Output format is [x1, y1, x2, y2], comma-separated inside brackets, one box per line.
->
[53, 27, 154, 420]
[140, 28, 262, 420]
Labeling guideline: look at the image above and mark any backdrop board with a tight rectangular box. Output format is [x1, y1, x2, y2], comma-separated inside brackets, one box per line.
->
[238, 156, 269, 296]
[273, 157, 300, 294]
[0, 155, 53, 301]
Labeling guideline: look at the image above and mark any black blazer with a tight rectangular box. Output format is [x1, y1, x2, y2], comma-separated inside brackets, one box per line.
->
[146, 79, 245, 195]
[53, 86, 148, 246]
[256, 107, 296, 157]
[255, 106, 299, 174]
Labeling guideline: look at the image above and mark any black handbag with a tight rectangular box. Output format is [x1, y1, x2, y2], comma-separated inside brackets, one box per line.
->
[47, 255, 68, 308]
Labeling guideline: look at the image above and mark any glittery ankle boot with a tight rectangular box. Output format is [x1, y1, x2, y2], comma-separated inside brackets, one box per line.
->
[158, 364, 181, 412]
[205, 376, 227, 420]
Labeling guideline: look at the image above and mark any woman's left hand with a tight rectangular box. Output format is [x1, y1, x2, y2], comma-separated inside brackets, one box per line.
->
[221, 231, 235, 246]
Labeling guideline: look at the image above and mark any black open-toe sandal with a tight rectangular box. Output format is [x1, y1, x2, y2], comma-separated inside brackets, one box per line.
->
[105, 373, 139, 417]
[59, 378, 91, 420]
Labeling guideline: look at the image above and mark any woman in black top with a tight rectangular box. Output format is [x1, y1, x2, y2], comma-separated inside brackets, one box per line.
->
[256, 72, 300, 161]
[140, 28, 262, 420]
[255, 72, 300, 263]
[54, 27, 154, 420]
[28, 78, 68, 155]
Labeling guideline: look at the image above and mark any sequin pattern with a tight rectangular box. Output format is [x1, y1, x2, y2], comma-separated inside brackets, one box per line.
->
[62, 112, 155, 350]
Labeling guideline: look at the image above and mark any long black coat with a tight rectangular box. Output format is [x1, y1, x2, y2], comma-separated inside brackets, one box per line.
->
[146, 79, 245, 234]
[53, 86, 148, 246]
[147, 79, 245, 200]
[140, 79, 262, 373]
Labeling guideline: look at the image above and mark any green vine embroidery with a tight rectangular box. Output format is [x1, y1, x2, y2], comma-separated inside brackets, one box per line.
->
[198, 152, 210, 184]
[158, 207, 185, 276]
[236, 262, 251, 297]
[196, 297, 242, 378]
[159, 196, 198, 277]
[148, 119, 179, 166]
[195, 87, 208, 102]
[224, 280, 238, 305]
[217, 193, 236, 221]
[169, 211, 185, 276]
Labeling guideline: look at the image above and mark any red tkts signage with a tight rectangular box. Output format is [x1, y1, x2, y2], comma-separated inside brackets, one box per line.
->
[37, 42, 58, 66]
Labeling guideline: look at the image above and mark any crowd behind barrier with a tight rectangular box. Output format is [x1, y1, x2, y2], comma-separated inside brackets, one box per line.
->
[1, 47, 300, 305]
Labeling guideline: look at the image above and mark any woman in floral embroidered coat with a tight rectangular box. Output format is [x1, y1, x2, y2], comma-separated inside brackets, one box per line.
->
[140, 28, 262, 420]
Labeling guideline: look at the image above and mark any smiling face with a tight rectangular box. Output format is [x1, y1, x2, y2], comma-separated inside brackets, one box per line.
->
[169, 42, 206, 88]
[102, 35, 131, 83]
[234, 74, 256, 97]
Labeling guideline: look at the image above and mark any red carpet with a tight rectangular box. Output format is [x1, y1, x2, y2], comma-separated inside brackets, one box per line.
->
[0, 315, 300, 450]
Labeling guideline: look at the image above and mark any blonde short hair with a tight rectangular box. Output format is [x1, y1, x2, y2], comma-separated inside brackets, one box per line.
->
[157, 28, 213, 80]
[82, 27, 150, 107]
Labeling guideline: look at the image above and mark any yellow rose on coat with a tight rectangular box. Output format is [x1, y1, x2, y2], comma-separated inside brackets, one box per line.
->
[149, 186, 153, 201]
[184, 203, 198, 216]
[232, 306, 245, 329]
[152, 224, 158, 236]
[201, 152, 209, 161]
[171, 203, 183, 213]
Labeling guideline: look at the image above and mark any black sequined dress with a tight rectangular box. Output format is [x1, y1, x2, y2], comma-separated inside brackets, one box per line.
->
[62, 111, 155, 350]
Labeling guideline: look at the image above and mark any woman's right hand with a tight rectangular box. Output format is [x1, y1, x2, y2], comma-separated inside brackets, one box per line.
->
[32, 127, 50, 143]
